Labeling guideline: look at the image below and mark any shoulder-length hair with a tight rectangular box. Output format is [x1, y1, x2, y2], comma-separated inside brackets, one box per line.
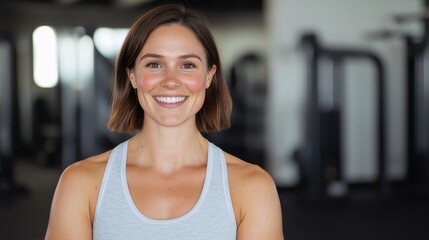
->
[107, 4, 232, 133]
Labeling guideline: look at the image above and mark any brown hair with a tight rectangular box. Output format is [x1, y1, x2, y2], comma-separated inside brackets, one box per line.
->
[107, 4, 232, 133]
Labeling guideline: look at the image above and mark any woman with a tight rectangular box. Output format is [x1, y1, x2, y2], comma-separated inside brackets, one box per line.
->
[45, 4, 283, 240]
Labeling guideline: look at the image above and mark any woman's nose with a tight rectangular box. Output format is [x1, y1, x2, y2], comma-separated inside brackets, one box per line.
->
[161, 68, 181, 88]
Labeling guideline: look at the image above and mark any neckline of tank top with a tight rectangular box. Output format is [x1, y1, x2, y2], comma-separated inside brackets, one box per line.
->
[120, 140, 215, 224]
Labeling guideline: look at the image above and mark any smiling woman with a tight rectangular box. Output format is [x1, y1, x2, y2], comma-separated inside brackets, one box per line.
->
[127, 24, 216, 128]
[108, 5, 231, 133]
[45, 4, 283, 240]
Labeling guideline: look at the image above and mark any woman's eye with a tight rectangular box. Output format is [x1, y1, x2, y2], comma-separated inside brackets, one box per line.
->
[182, 63, 196, 69]
[146, 62, 161, 68]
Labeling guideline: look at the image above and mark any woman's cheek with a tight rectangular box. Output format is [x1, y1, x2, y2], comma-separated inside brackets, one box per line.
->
[181, 74, 206, 90]
[138, 73, 162, 88]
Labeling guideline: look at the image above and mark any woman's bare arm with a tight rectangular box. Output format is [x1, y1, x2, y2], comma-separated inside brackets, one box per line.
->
[45, 162, 95, 240]
[228, 156, 284, 240]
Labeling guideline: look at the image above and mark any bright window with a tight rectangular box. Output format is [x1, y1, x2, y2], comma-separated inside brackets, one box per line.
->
[33, 26, 58, 88]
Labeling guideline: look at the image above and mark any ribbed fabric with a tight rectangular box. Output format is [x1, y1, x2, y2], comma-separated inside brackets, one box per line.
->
[93, 141, 237, 240]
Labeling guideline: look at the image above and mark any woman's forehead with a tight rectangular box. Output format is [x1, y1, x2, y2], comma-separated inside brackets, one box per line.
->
[139, 24, 207, 60]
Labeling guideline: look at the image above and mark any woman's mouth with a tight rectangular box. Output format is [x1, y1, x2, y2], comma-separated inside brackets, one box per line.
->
[155, 96, 187, 104]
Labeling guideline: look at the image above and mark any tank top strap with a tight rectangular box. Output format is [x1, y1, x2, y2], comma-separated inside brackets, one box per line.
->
[207, 142, 236, 224]
[94, 140, 128, 220]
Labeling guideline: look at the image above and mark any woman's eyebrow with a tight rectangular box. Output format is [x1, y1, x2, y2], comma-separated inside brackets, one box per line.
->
[178, 54, 202, 62]
[140, 53, 163, 61]
[140, 53, 202, 62]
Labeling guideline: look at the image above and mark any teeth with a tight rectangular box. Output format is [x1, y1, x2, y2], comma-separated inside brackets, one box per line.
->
[156, 96, 186, 104]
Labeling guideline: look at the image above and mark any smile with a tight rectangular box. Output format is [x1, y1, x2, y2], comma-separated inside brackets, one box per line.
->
[155, 96, 187, 104]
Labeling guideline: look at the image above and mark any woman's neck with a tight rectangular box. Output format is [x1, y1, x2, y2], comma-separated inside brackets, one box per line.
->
[128, 119, 208, 174]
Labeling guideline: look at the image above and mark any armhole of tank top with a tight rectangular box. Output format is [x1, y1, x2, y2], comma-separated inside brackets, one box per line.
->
[93, 144, 119, 223]
[220, 149, 237, 227]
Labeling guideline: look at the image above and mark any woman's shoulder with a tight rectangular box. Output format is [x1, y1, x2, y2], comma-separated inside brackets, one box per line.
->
[224, 152, 276, 188]
[46, 149, 114, 238]
[65, 150, 111, 173]
[56, 150, 113, 217]
[224, 152, 283, 238]
[59, 150, 112, 190]
[224, 152, 279, 211]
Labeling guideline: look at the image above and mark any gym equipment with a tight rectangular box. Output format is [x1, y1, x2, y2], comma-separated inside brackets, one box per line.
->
[0, 36, 27, 197]
[297, 33, 389, 201]
[398, 2, 429, 197]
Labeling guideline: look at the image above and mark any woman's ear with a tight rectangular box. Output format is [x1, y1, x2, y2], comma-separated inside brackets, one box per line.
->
[127, 68, 137, 89]
[206, 65, 217, 89]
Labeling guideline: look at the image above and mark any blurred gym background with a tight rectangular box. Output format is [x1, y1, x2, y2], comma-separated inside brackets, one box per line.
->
[0, 0, 428, 239]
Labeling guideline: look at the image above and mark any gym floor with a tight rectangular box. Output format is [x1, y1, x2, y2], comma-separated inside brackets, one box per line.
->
[0, 159, 428, 240]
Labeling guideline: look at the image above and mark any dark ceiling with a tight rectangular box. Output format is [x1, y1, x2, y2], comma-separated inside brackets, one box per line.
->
[8, 0, 263, 12]
[0, 0, 263, 31]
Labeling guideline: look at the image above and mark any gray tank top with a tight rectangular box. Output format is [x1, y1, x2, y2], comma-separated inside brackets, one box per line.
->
[93, 141, 237, 240]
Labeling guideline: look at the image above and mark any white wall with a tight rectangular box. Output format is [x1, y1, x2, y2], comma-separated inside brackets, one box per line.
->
[265, 0, 422, 186]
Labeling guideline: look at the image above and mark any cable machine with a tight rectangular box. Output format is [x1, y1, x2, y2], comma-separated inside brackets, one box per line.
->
[297, 33, 389, 201]
[0, 36, 26, 196]
[400, 1, 429, 197]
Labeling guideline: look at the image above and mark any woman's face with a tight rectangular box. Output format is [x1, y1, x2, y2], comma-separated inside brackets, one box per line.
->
[128, 24, 216, 129]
